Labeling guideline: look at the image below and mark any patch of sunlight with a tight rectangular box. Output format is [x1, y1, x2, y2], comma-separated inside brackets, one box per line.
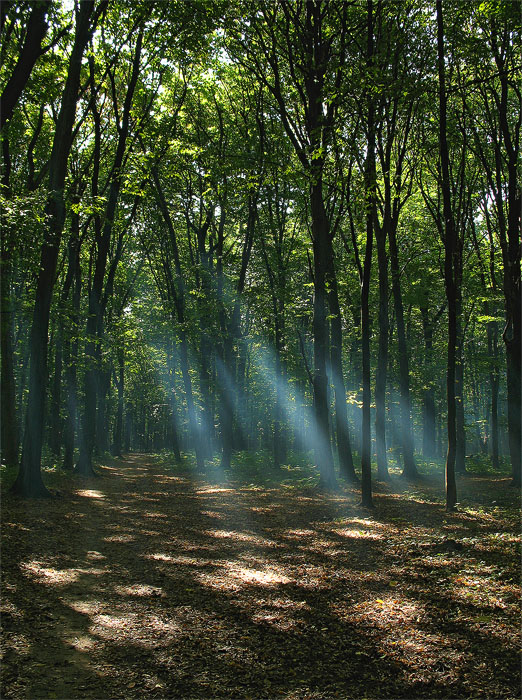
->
[91, 612, 180, 648]
[66, 634, 96, 652]
[20, 561, 105, 585]
[145, 553, 211, 567]
[146, 552, 177, 562]
[85, 550, 106, 561]
[255, 596, 310, 611]
[102, 533, 136, 543]
[196, 487, 236, 494]
[451, 574, 513, 608]
[201, 510, 226, 519]
[114, 583, 164, 597]
[333, 596, 425, 627]
[282, 528, 316, 538]
[205, 529, 279, 547]
[250, 505, 281, 514]
[331, 527, 383, 540]
[75, 488, 105, 499]
[4, 522, 31, 531]
[347, 517, 385, 527]
[143, 511, 168, 519]
[229, 564, 291, 586]
[196, 561, 291, 591]
[65, 599, 103, 616]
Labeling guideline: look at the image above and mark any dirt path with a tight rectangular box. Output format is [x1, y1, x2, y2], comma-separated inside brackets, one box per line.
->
[1, 454, 520, 699]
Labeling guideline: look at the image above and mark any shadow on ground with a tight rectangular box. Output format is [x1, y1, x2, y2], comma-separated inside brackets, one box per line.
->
[1, 454, 520, 699]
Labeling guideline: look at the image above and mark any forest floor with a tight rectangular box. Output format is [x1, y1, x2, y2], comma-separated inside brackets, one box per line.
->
[1, 453, 520, 700]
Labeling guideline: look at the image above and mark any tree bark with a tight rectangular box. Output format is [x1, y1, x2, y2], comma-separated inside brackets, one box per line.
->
[326, 249, 357, 482]
[0, 1, 50, 129]
[374, 221, 389, 480]
[311, 183, 336, 488]
[388, 220, 418, 478]
[437, 0, 457, 511]
[77, 29, 143, 476]
[360, 0, 375, 508]
[0, 135, 19, 468]
[12, 1, 95, 497]
[420, 307, 437, 459]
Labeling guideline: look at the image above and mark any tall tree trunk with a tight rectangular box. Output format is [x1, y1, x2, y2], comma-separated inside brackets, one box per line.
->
[437, 0, 457, 511]
[326, 249, 357, 482]
[112, 349, 124, 457]
[48, 331, 63, 457]
[152, 166, 204, 471]
[388, 220, 418, 478]
[77, 29, 143, 476]
[420, 307, 437, 459]
[360, 0, 376, 508]
[311, 182, 336, 488]
[488, 320, 499, 469]
[166, 338, 181, 462]
[95, 367, 110, 455]
[0, 136, 19, 468]
[455, 290, 466, 473]
[12, 1, 95, 497]
[63, 240, 80, 470]
[374, 221, 389, 480]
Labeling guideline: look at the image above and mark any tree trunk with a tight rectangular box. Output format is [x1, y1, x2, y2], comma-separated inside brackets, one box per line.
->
[455, 294, 466, 473]
[437, 0, 457, 511]
[488, 320, 499, 469]
[420, 307, 437, 459]
[0, 137, 19, 468]
[12, 1, 95, 497]
[374, 222, 389, 480]
[360, 0, 375, 508]
[48, 332, 63, 457]
[388, 220, 418, 479]
[326, 248, 357, 482]
[166, 339, 181, 462]
[63, 252, 80, 470]
[0, 1, 50, 129]
[77, 29, 143, 476]
[311, 183, 336, 488]
[112, 350, 124, 457]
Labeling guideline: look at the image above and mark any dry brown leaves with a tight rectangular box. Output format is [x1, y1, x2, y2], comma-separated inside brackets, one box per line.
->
[1, 454, 520, 699]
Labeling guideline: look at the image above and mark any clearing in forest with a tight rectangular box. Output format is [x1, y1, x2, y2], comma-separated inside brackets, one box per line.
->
[1, 454, 520, 699]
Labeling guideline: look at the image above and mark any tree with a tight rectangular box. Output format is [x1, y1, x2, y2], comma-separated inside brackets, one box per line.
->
[11, 0, 100, 497]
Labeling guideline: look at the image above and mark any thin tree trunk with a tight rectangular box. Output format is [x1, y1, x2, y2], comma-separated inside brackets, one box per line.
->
[374, 221, 389, 480]
[489, 320, 499, 469]
[63, 238, 80, 470]
[0, 136, 18, 468]
[359, 0, 376, 508]
[388, 220, 418, 479]
[326, 249, 357, 482]
[420, 307, 437, 459]
[77, 30, 143, 476]
[152, 166, 204, 471]
[437, 0, 457, 511]
[455, 290, 466, 473]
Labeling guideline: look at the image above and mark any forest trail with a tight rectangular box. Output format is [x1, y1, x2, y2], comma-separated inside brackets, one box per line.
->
[2, 454, 520, 699]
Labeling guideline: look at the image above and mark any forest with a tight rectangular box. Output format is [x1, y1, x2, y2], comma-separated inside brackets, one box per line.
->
[1, 1, 520, 698]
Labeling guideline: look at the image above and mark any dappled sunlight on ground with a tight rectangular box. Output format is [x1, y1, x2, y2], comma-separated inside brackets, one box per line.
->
[2, 453, 520, 699]
[75, 488, 106, 499]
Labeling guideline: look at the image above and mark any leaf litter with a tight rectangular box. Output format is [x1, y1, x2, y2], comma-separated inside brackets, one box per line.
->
[1, 454, 520, 699]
